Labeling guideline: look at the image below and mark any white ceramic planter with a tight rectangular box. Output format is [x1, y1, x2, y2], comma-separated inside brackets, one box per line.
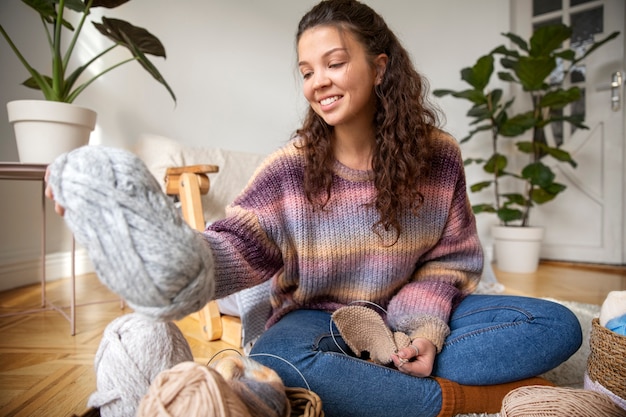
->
[492, 225, 544, 273]
[7, 100, 97, 164]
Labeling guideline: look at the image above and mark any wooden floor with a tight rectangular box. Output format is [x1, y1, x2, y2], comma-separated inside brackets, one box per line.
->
[0, 262, 624, 417]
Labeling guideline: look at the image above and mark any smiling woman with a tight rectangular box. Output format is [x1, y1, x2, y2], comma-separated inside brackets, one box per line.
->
[0, 1, 515, 296]
[297, 25, 387, 151]
[40, 1, 585, 417]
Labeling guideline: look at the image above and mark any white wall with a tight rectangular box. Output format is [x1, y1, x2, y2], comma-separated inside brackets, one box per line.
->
[0, 0, 510, 290]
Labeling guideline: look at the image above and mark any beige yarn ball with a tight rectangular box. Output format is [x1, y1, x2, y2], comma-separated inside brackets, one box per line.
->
[137, 361, 253, 417]
[501, 385, 626, 417]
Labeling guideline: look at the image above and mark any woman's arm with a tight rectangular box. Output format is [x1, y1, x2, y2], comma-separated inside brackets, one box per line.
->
[386, 134, 483, 359]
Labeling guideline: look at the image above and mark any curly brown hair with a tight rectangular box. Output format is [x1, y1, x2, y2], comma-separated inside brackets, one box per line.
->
[295, 0, 443, 242]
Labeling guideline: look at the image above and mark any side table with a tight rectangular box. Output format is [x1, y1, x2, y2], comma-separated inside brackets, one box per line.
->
[0, 163, 78, 334]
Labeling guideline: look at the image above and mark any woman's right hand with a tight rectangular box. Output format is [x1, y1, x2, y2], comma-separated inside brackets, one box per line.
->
[391, 338, 437, 377]
[44, 167, 65, 216]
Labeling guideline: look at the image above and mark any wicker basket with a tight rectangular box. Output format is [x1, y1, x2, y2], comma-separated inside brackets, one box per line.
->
[75, 386, 324, 417]
[586, 317, 626, 401]
[286, 387, 324, 417]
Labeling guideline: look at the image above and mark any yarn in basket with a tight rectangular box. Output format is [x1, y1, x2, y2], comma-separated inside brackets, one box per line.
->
[212, 355, 291, 417]
[500, 385, 626, 417]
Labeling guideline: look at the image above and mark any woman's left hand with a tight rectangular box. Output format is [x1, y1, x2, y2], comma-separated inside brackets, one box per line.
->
[391, 338, 437, 377]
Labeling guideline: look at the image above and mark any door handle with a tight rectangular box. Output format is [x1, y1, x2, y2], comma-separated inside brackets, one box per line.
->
[610, 71, 622, 111]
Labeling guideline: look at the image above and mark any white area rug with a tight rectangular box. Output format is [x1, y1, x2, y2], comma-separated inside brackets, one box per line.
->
[457, 298, 600, 417]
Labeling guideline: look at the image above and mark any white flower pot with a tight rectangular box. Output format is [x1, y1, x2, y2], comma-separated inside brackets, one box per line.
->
[7, 100, 97, 164]
[493, 225, 544, 273]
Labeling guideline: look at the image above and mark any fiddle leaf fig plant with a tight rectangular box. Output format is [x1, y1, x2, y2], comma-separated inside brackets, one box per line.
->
[434, 23, 619, 226]
[0, 0, 176, 103]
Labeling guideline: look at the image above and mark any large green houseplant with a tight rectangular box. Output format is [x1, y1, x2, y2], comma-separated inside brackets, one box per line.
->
[1, 0, 175, 103]
[1, 0, 176, 162]
[434, 23, 619, 272]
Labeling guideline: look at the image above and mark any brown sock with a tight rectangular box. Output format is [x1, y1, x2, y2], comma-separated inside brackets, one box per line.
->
[435, 376, 555, 417]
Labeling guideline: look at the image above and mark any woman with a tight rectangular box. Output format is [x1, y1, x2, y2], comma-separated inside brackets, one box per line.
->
[46, 1, 582, 416]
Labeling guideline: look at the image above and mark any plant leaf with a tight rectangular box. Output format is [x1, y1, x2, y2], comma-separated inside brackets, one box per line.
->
[461, 55, 494, 91]
[572, 31, 621, 65]
[472, 204, 497, 214]
[63, 0, 88, 13]
[543, 147, 577, 168]
[484, 153, 507, 174]
[93, 17, 166, 57]
[515, 56, 556, 91]
[92, 0, 131, 8]
[543, 182, 567, 195]
[432, 89, 454, 97]
[522, 162, 555, 187]
[501, 33, 529, 52]
[22, 0, 56, 19]
[501, 193, 526, 206]
[499, 112, 535, 137]
[555, 49, 576, 61]
[491, 45, 519, 58]
[470, 181, 492, 193]
[460, 124, 492, 143]
[558, 114, 587, 129]
[464, 157, 488, 165]
[490, 88, 503, 107]
[539, 87, 581, 109]
[497, 207, 523, 223]
[497, 71, 517, 83]
[531, 183, 566, 204]
[529, 24, 571, 57]
[22, 0, 76, 29]
[467, 104, 491, 120]
[22, 75, 52, 90]
[450, 89, 488, 104]
[516, 141, 534, 154]
[119, 30, 176, 102]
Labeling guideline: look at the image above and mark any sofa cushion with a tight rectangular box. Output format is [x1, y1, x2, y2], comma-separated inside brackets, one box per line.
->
[135, 134, 267, 224]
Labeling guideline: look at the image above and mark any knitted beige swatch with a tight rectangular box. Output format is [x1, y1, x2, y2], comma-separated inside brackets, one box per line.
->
[332, 305, 410, 365]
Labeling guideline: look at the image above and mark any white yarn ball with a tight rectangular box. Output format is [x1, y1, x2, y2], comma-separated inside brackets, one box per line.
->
[87, 313, 194, 417]
[600, 291, 626, 327]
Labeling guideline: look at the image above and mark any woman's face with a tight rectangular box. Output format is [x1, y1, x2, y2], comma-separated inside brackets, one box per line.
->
[297, 26, 386, 131]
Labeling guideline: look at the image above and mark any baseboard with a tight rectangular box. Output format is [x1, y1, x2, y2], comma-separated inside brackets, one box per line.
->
[539, 259, 626, 273]
[0, 249, 95, 292]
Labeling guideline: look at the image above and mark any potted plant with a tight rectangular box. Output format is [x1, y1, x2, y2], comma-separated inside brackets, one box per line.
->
[1, 0, 176, 163]
[434, 23, 619, 273]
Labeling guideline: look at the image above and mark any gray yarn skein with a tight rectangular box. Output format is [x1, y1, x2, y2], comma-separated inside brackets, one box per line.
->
[87, 313, 194, 417]
[47, 145, 215, 320]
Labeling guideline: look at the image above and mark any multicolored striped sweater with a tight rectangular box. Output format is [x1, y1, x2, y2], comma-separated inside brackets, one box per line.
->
[204, 131, 483, 351]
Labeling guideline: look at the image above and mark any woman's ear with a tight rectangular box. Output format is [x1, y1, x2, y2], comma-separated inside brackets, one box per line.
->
[374, 53, 389, 85]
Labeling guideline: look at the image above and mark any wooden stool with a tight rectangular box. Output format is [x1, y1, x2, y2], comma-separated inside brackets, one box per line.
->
[165, 165, 243, 347]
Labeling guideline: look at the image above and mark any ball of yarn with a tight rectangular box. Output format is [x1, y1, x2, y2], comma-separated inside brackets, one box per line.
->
[600, 291, 626, 327]
[501, 385, 626, 417]
[87, 313, 194, 417]
[584, 372, 626, 412]
[47, 145, 215, 320]
[212, 356, 290, 417]
[137, 361, 252, 417]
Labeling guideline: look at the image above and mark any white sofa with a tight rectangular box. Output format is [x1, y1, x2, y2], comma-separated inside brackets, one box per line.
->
[135, 134, 268, 226]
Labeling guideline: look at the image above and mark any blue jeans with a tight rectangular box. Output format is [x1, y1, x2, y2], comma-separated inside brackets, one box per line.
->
[249, 295, 582, 417]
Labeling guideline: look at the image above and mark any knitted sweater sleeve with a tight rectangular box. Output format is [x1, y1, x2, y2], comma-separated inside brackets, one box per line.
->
[386, 134, 484, 352]
[202, 151, 287, 298]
